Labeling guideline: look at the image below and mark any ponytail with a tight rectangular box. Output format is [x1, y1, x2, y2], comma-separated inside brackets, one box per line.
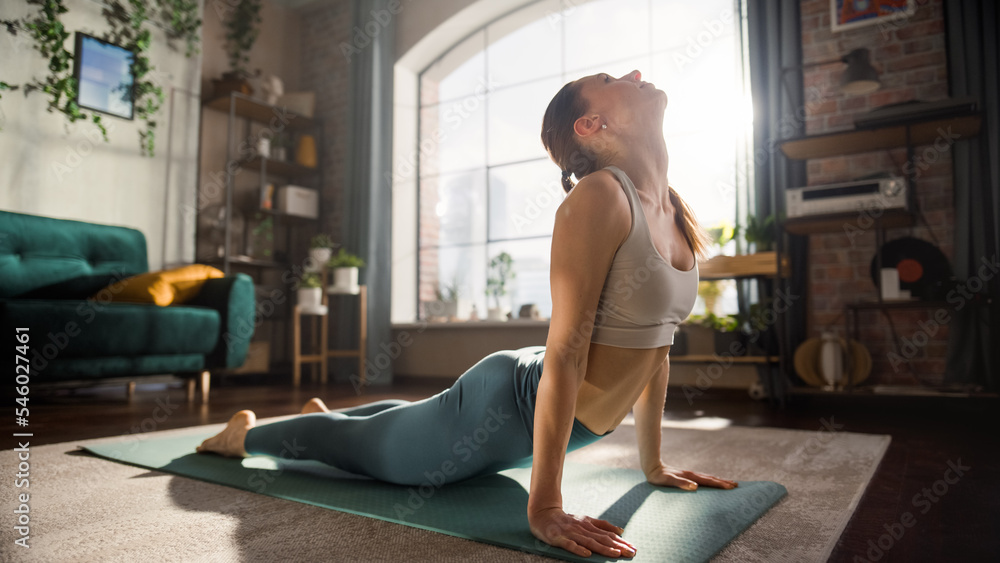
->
[669, 186, 711, 261]
[561, 169, 575, 193]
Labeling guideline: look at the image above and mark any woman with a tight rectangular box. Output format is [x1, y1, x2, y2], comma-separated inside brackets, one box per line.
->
[197, 70, 739, 559]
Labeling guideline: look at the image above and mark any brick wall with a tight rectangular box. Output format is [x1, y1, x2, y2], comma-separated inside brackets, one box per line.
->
[299, 1, 353, 255]
[799, 0, 953, 386]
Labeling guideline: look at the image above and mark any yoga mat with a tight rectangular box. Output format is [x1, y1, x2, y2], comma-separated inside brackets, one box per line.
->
[83, 429, 786, 562]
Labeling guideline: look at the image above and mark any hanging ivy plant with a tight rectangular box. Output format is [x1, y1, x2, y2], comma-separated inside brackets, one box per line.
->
[224, 0, 262, 77]
[1, 0, 201, 156]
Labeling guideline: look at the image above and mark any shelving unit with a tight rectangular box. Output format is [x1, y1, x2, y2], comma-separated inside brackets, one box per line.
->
[778, 108, 983, 395]
[671, 251, 786, 399]
[199, 91, 325, 374]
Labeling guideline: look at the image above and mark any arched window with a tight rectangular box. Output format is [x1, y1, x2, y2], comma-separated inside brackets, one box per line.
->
[416, 0, 752, 320]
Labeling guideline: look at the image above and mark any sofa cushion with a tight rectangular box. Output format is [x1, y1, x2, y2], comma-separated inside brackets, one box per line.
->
[94, 265, 226, 306]
[0, 300, 220, 358]
[0, 210, 148, 299]
[38, 354, 207, 381]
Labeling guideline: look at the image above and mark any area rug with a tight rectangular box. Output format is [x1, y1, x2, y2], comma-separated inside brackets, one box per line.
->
[1, 416, 889, 562]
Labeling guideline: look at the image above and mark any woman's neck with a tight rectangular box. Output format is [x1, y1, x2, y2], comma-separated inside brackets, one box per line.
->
[607, 132, 670, 200]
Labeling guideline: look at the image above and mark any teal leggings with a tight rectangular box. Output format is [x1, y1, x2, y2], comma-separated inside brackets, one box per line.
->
[243, 346, 608, 486]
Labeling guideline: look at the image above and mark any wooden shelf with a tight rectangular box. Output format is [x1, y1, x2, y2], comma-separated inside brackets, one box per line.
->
[670, 354, 779, 364]
[240, 156, 318, 180]
[783, 208, 914, 235]
[256, 207, 318, 222]
[204, 94, 318, 130]
[203, 255, 289, 269]
[780, 113, 981, 159]
[698, 251, 788, 280]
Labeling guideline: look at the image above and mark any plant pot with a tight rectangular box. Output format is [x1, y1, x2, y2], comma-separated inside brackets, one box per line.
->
[669, 328, 689, 356]
[713, 331, 746, 356]
[212, 71, 253, 98]
[486, 307, 506, 321]
[683, 325, 715, 355]
[297, 287, 322, 309]
[330, 267, 359, 293]
[307, 247, 332, 272]
[744, 326, 779, 356]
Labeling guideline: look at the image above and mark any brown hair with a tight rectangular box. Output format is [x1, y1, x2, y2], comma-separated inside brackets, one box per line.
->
[540, 79, 711, 259]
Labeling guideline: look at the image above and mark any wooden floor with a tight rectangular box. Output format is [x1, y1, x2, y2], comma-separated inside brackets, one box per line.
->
[21, 376, 1000, 562]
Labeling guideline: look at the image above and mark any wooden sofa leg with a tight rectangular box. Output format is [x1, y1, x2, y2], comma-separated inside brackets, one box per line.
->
[200, 370, 210, 404]
[126, 381, 136, 400]
[186, 378, 196, 403]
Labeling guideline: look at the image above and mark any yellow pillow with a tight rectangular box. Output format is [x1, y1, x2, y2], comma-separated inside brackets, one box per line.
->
[92, 265, 225, 306]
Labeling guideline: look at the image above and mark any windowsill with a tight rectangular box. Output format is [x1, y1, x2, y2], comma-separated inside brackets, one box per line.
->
[392, 319, 550, 330]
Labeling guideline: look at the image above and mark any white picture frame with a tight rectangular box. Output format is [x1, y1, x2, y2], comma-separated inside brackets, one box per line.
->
[831, 0, 917, 33]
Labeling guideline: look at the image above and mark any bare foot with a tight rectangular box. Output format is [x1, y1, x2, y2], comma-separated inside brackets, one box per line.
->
[300, 397, 330, 414]
[196, 410, 256, 457]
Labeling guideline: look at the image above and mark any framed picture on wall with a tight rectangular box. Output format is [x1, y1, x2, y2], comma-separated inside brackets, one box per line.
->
[831, 0, 917, 32]
[73, 33, 135, 120]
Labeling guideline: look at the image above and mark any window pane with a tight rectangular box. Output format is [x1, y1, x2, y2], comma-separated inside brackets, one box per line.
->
[421, 31, 486, 106]
[666, 129, 738, 229]
[489, 159, 563, 240]
[651, 0, 736, 53]
[419, 244, 487, 317]
[487, 239, 552, 318]
[488, 77, 562, 165]
[420, 170, 487, 248]
[419, 96, 487, 176]
[564, 0, 650, 73]
[487, 0, 563, 88]
[651, 36, 739, 138]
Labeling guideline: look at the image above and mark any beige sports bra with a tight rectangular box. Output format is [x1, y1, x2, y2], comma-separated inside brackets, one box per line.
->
[590, 166, 699, 349]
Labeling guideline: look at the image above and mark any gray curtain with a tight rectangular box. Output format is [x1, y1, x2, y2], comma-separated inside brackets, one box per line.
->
[746, 0, 809, 406]
[336, 0, 395, 388]
[943, 0, 999, 391]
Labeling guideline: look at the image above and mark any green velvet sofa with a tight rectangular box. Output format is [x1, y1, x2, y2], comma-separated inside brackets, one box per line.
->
[0, 210, 256, 402]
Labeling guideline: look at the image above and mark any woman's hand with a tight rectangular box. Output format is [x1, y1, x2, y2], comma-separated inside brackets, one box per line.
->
[529, 507, 636, 559]
[646, 463, 738, 491]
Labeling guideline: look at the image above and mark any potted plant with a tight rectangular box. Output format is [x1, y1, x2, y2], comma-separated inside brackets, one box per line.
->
[707, 313, 745, 356]
[308, 233, 336, 272]
[743, 213, 777, 253]
[295, 273, 323, 311]
[424, 280, 470, 320]
[328, 248, 365, 293]
[685, 313, 744, 356]
[485, 252, 515, 321]
[743, 300, 779, 356]
[246, 212, 273, 260]
[697, 280, 727, 316]
[213, 0, 262, 98]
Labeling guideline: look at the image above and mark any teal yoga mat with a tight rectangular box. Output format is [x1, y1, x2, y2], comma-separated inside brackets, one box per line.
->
[84, 430, 786, 562]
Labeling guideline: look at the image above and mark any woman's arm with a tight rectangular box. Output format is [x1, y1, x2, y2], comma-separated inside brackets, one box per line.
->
[528, 171, 634, 558]
[632, 355, 670, 479]
[636, 356, 740, 491]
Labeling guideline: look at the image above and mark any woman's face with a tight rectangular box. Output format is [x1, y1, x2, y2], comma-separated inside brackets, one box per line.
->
[575, 70, 667, 130]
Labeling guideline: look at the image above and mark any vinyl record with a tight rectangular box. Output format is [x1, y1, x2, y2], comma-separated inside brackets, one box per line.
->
[869, 237, 952, 300]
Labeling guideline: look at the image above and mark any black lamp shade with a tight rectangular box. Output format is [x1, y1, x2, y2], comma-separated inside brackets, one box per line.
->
[840, 48, 881, 95]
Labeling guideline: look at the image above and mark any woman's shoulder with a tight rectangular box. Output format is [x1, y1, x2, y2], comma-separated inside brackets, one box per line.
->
[555, 168, 631, 243]
[562, 169, 628, 213]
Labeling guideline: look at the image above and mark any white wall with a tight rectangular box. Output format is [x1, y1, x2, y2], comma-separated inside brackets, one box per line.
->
[0, 0, 202, 269]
